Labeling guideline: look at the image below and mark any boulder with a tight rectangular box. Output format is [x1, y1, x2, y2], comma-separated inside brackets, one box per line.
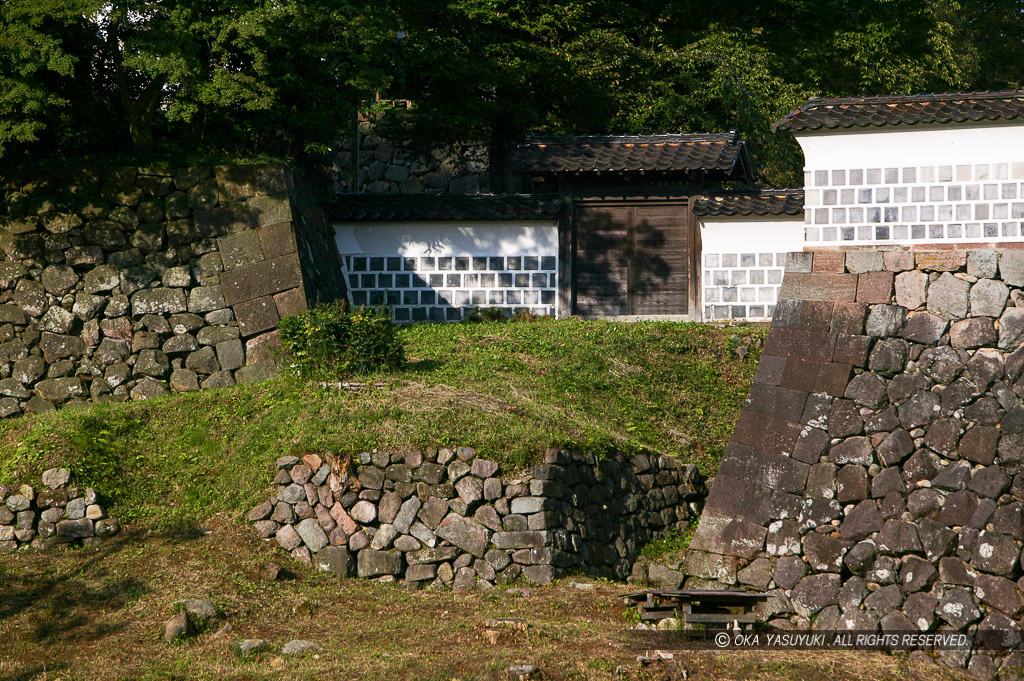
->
[357, 549, 402, 578]
[926, 272, 970, 319]
[436, 514, 490, 557]
[790, 573, 841, 618]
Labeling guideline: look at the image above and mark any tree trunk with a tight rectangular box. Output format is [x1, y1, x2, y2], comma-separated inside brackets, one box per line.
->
[108, 20, 162, 156]
[488, 90, 520, 194]
[488, 141, 513, 194]
[127, 105, 155, 155]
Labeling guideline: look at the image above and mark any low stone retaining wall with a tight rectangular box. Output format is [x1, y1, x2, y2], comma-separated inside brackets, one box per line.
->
[247, 447, 704, 588]
[0, 468, 121, 550]
[686, 249, 1024, 679]
[0, 164, 344, 418]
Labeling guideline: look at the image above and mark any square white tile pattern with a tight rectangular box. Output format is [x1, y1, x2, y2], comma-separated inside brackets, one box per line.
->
[334, 221, 559, 320]
[795, 124, 1024, 246]
[699, 217, 804, 322]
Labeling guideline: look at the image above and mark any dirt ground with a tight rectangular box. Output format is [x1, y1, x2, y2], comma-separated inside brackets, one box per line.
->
[0, 516, 967, 681]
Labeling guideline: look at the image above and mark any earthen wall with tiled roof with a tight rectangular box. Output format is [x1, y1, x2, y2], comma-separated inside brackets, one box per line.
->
[513, 132, 746, 174]
[774, 90, 1024, 132]
[694, 190, 804, 217]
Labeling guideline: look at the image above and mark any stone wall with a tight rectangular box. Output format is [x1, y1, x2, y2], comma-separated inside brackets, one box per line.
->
[334, 133, 489, 195]
[247, 447, 704, 589]
[0, 468, 121, 551]
[686, 248, 1024, 679]
[0, 164, 344, 417]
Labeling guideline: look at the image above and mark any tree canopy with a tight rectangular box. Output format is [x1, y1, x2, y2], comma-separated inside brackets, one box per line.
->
[1, 0, 1022, 185]
[0, 0, 394, 165]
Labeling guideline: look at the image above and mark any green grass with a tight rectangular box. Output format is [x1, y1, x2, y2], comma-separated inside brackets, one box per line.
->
[638, 524, 695, 560]
[0, 319, 765, 527]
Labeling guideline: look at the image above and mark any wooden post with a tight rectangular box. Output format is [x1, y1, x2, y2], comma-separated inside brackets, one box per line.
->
[557, 181, 573, 318]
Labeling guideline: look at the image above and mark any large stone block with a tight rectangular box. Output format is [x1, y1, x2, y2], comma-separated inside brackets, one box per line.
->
[131, 288, 187, 316]
[999, 250, 1024, 286]
[998, 308, 1024, 350]
[865, 304, 906, 337]
[970, 278, 1009, 317]
[245, 195, 292, 226]
[244, 330, 280, 364]
[295, 517, 328, 552]
[39, 333, 85, 363]
[916, 251, 966, 272]
[357, 549, 402, 578]
[894, 270, 927, 309]
[856, 271, 893, 303]
[926, 272, 970, 319]
[234, 296, 279, 338]
[221, 253, 304, 306]
[187, 285, 226, 313]
[273, 287, 306, 318]
[259, 222, 298, 259]
[790, 573, 841, 618]
[218, 230, 265, 271]
[778, 273, 858, 302]
[435, 514, 490, 557]
[845, 251, 884, 274]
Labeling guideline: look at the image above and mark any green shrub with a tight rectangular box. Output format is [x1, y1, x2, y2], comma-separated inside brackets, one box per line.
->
[462, 307, 507, 323]
[278, 303, 405, 378]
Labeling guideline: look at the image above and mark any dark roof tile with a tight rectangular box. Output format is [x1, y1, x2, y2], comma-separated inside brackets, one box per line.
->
[513, 132, 746, 174]
[774, 90, 1024, 132]
[693, 190, 804, 217]
[328, 194, 561, 223]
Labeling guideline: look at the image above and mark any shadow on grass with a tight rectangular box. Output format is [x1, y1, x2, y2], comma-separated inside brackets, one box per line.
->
[406, 358, 443, 373]
[0, 524, 203, 646]
[0, 663, 72, 681]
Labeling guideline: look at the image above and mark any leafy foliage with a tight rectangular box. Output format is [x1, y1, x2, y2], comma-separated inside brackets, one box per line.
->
[2, 0, 1021, 182]
[278, 303, 405, 379]
[386, 0, 1005, 187]
[0, 0, 394, 164]
[640, 525, 695, 560]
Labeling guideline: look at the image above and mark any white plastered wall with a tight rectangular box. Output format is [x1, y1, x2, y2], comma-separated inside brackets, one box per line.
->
[796, 120, 1024, 247]
[699, 215, 805, 322]
[333, 221, 559, 321]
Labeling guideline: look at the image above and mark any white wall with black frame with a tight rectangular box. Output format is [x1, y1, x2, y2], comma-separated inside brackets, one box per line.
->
[333, 221, 559, 321]
[699, 215, 805, 322]
[795, 121, 1024, 247]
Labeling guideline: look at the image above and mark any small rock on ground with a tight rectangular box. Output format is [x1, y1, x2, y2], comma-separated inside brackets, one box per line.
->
[163, 611, 193, 643]
[506, 663, 541, 680]
[212, 622, 234, 638]
[259, 561, 282, 582]
[236, 638, 268, 655]
[281, 639, 322, 656]
[173, 598, 219, 625]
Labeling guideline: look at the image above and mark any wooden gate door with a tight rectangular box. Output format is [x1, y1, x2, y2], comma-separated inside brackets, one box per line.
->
[632, 205, 689, 316]
[574, 203, 690, 316]
[574, 205, 631, 316]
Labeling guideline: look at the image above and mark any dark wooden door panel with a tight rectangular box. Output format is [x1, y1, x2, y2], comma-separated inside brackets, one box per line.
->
[633, 205, 688, 315]
[575, 206, 630, 315]
[573, 203, 690, 316]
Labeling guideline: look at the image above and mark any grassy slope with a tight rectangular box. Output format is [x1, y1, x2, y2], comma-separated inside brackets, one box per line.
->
[0, 320, 765, 526]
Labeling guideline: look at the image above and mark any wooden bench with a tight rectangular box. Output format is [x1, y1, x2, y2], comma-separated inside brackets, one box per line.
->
[622, 589, 768, 628]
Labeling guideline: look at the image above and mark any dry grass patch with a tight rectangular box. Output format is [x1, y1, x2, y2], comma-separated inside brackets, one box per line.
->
[0, 519, 966, 681]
